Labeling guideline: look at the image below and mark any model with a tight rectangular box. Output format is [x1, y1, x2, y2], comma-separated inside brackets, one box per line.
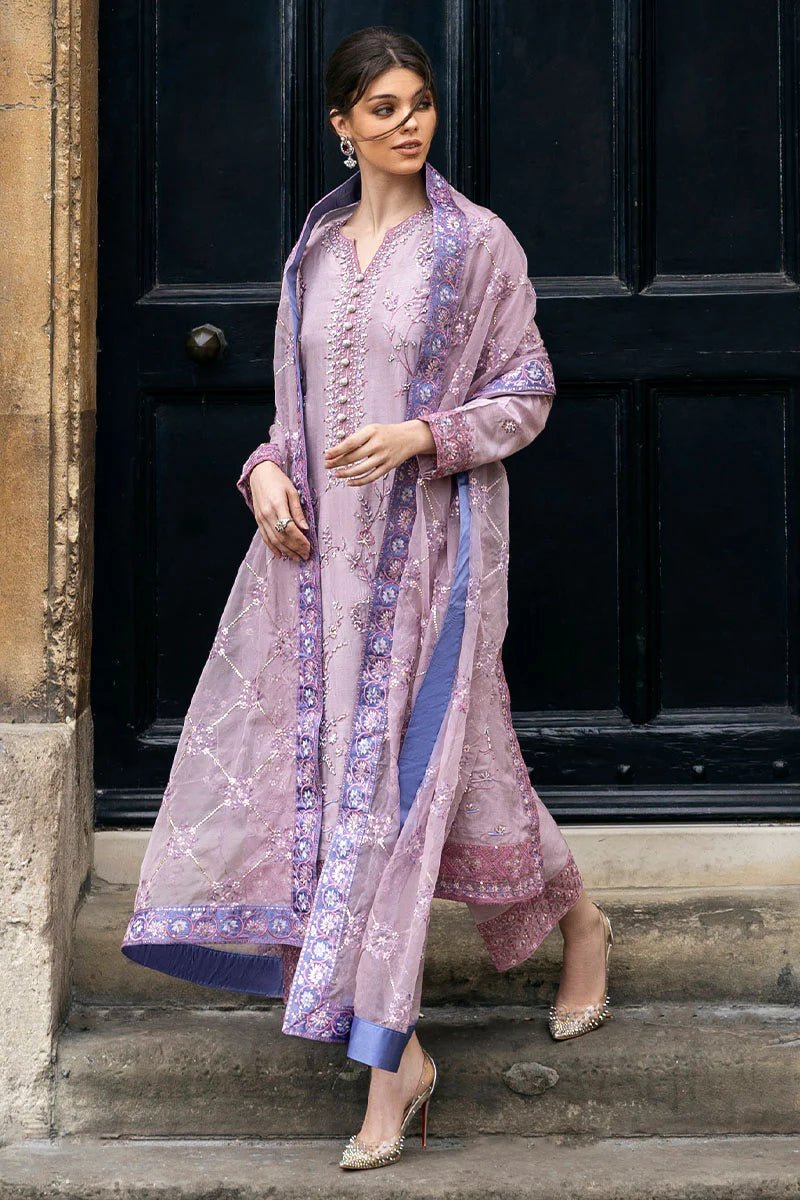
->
[121, 25, 614, 1172]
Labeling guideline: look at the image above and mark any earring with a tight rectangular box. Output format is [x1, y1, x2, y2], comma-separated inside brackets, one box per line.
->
[339, 134, 357, 169]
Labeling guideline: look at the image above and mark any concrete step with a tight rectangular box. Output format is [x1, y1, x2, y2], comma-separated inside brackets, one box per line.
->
[2, 1134, 800, 1200]
[55, 1002, 800, 1139]
[75, 878, 800, 1008]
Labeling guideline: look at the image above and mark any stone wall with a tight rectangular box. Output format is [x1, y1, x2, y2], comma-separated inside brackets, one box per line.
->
[0, 0, 98, 1143]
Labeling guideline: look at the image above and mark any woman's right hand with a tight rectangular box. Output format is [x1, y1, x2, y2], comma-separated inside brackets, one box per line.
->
[249, 461, 312, 562]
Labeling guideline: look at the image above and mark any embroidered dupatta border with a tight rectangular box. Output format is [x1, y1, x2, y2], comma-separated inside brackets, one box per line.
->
[281, 163, 472, 1062]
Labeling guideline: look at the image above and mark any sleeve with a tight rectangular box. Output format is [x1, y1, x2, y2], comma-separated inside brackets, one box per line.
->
[236, 276, 295, 515]
[415, 222, 556, 482]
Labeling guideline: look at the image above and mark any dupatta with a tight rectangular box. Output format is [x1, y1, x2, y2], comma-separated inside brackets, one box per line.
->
[122, 160, 567, 1071]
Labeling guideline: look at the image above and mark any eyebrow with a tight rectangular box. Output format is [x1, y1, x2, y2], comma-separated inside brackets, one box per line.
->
[365, 89, 430, 102]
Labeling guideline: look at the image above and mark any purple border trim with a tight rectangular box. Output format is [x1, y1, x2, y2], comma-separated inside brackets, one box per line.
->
[121, 903, 304, 946]
[471, 355, 556, 399]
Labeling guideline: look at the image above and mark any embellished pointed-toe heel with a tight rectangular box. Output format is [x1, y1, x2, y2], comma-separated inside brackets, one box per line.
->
[548, 901, 614, 1041]
[339, 1048, 438, 1170]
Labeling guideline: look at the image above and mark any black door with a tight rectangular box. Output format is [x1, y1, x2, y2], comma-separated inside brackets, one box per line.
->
[94, 1, 800, 825]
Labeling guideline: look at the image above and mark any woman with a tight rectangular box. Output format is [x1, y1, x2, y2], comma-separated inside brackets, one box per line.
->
[121, 26, 614, 1172]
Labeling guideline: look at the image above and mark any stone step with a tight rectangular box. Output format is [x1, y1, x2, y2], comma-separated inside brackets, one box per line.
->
[75, 878, 800, 1008]
[55, 1002, 800, 1139]
[2, 1134, 800, 1200]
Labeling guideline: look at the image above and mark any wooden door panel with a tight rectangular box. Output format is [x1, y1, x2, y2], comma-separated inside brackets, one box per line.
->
[656, 387, 790, 711]
[94, 0, 800, 824]
[154, 0, 284, 286]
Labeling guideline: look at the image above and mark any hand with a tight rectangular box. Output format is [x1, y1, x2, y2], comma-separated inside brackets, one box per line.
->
[323, 419, 436, 486]
[249, 461, 311, 562]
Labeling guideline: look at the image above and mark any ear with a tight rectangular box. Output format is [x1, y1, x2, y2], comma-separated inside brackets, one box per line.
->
[329, 111, 347, 139]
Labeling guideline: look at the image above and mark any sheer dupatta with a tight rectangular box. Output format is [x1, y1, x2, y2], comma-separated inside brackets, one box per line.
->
[121, 161, 583, 1072]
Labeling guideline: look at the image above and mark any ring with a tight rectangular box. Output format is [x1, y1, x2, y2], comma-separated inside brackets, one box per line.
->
[274, 516, 295, 534]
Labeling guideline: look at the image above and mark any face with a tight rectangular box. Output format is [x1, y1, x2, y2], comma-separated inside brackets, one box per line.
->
[330, 66, 437, 175]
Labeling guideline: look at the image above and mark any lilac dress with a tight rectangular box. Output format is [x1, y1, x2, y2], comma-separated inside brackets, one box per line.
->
[298, 201, 437, 865]
[121, 163, 584, 1070]
[297, 199, 578, 943]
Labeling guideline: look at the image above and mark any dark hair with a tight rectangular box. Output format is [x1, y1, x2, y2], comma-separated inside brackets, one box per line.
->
[325, 26, 438, 143]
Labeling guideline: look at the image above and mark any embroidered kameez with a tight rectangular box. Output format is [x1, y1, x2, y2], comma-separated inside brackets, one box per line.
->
[121, 162, 584, 1071]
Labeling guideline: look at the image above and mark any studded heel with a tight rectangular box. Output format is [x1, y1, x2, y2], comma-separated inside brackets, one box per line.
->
[339, 1047, 438, 1170]
[548, 901, 614, 1041]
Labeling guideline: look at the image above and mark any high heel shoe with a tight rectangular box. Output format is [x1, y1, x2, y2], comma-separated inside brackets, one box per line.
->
[339, 1047, 438, 1170]
[548, 901, 614, 1041]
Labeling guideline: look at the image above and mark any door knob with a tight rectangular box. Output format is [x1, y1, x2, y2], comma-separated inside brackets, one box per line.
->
[185, 323, 228, 361]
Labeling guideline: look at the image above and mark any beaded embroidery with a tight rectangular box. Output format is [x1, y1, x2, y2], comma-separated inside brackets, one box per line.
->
[317, 206, 433, 459]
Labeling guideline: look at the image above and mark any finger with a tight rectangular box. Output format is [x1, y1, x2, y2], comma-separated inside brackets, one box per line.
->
[325, 425, 375, 464]
[259, 509, 303, 561]
[335, 454, 385, 479]
[345, 467, 390, 485]
[333, 452, 376, 477]
[283, 524, 311, 558]
[259, 518, 293, 560]
[288, 489, 310, 532]
[254, 504, 285, 558]
[272, 511, 308, 561]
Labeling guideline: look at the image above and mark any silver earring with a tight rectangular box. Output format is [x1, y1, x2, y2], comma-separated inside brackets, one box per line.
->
[340, 134, 357, 169]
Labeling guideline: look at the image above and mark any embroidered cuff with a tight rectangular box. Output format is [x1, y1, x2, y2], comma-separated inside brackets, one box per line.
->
[236, 443, 285, 513]
[416, 409, 476, 480]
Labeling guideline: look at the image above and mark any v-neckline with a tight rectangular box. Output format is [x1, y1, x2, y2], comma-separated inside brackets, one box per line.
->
[337, 204, 431, 275]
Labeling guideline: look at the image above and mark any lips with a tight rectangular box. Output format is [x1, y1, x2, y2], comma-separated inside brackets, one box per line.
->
[395, 141, 421, 149]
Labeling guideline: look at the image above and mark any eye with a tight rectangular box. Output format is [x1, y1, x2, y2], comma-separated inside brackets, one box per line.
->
[373, 98, 433, 118]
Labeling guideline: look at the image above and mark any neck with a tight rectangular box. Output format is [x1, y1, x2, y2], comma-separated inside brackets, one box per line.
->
[347, 162, 428, 232]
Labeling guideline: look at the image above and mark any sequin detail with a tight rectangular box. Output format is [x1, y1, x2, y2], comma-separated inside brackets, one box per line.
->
[319, 206, 433, 456]
[417, 408, 476, 477]
[434, 839, 542, 902]
[476, 853, 584, 971]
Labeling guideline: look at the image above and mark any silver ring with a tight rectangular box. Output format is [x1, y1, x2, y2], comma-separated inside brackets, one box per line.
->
[274, 516, 295, 534]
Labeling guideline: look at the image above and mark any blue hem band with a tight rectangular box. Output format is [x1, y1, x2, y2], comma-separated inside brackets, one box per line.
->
[397, 470, 471, 827]
[121, 943, 285, 997]
[346, 1015, 417, 1071]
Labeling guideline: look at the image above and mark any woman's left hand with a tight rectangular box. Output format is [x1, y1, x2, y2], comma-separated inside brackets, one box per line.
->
[324, 419, 436, 485]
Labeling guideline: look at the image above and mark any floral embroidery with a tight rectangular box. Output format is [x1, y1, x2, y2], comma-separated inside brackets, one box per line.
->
[363, 918, 400, 960]
[434, 839, 542, 902]
[222, 777, 254, 811]
[418, 408, 476, 477]
[471, 357, 556, 398]
[476, 854, 584, 971]
[315, 205, 433, 461]
[124, 903, 306, 945]
[165, 824, 198, 859]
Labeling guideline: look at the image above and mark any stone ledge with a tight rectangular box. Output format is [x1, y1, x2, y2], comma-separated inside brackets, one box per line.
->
[54, 1002, 800, 1139]
[2, 1134, 799, 1199]
[94, 823, 800, 889]
[74, 877, 800, 1007]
